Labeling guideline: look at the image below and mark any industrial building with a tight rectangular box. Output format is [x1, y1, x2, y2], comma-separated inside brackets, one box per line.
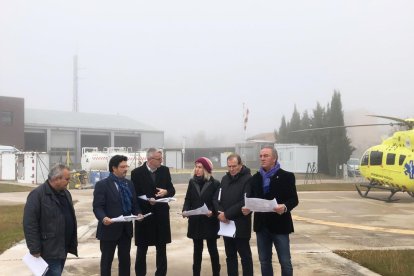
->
[0, 96, 164, 168]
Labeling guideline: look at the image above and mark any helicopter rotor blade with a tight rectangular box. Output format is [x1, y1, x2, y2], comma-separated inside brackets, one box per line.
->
[367, 115, 414, 130]
[291, 123, 403, 133]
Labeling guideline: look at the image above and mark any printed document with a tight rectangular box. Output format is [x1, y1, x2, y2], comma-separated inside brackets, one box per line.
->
[138, 195, 176, 203]
[111, 213, 152, 222]
[182, 203, 209, 216]
[23, 252, 49, 276]
[218, 220, 236, 238]
[244, 195, 278, 212]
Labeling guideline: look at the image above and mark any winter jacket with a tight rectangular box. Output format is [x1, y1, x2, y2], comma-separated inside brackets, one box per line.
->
[23, 181, 78, 259]
[183, 176, 220, 240]
[213, 166, 252, 239]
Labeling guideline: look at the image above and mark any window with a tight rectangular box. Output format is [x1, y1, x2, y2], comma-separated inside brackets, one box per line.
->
[0, 111, 13, 126]
[399, 155, 406, 166]
[386, 153, 396, 165]
[361, 152, 369, 166]
[369, 151, 383, 166]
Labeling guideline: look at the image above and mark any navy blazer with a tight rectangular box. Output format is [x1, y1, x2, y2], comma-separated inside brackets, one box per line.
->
[93, 177, 141, 241]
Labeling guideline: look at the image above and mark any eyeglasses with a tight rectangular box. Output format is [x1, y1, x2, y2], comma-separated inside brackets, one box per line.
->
[152, 157, 163, 161]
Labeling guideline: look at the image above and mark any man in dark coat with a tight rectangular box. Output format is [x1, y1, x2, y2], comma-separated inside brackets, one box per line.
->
[23, 164, 77, 276]
[131, 148, 176, 276]
[93, 155, 142, 276]
[242, 146, 299, 276]
[213, 153, 253, 276]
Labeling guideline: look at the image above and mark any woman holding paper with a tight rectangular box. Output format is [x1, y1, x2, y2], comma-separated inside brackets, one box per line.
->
[182, 157, 221, 276]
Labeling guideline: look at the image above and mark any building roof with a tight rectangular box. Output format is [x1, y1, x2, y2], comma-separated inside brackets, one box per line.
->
[25, 109, 160, 132]
[247, 132, 276, 143]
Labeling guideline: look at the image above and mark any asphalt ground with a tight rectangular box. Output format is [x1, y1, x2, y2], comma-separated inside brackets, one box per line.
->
[1, 183, 414, 275]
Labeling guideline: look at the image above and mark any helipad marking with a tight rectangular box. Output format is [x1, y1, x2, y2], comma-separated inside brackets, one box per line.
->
[293, 215, 414, 235]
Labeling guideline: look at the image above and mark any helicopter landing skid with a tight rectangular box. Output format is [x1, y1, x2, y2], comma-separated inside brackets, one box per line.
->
[355, 183, 400, 202]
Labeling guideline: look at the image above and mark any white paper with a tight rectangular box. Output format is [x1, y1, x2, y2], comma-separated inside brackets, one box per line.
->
[111, 213, 152, 223]
[183, 203, 209, 216]
[218, 220, 236, 238]
[155, 197, 177, 203]
[244, 195, 278, 212]
[22, 252, 49, 276]
[138, 195, 176, 203]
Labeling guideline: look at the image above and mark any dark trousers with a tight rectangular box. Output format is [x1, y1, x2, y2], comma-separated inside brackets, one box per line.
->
[193, 239, 221, 276]
[100, 233, 132, 276]
[135, 243, 167, 276]
[223, 237, 253, 276]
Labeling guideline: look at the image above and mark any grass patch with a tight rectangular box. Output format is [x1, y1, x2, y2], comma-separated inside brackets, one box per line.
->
[0, 205, 25, 254]
[0, 183, 33, 193]
[335, 249, 414, 276]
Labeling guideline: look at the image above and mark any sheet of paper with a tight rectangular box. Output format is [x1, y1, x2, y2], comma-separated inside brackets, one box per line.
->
[138, 195, 149, 201]
[155, 197, 177, 203]
[183, 203, 209, 216]
[218, 220, 236, 238]
[111, 213, 153, 222]
[22, 252, 49, 276]
[244, 195, 278, 212]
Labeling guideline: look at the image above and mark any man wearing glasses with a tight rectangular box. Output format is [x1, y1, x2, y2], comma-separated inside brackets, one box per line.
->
[132, 148, 176, 276]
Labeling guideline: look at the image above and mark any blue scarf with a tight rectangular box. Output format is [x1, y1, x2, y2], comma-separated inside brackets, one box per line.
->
[259, 162, 280, 194]
[109, 172, 132, 215]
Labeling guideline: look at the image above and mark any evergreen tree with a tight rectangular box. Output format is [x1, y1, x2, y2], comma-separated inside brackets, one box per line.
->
[278, 116, 288, 143]
[289, 105, 301, 143]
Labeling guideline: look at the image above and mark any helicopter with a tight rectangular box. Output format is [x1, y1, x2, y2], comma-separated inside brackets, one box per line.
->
[355, 115, 414, 202]
[295, 115, 414, 202]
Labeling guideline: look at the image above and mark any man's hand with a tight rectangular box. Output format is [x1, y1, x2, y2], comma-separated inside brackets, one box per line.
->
[274, 204, 287, 215]
[31, 253, 41, 258]
[103, 216, 112, 225]
[155, 188, 167, 197]
[217, 211, 229, 223]
[206, 210, 213, 217]
[136, 214, 144, 221]
[241, 207, 251, 216]
[149, 198, 156, 205]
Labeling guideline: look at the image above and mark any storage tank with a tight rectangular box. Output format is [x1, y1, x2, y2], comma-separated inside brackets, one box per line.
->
[81, 151, 109, 171]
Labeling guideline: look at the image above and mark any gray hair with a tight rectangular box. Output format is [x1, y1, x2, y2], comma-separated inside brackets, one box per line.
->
[48, 164, 70, 180]
[146, 148, 163, 159]
[261, 146, 278, 159]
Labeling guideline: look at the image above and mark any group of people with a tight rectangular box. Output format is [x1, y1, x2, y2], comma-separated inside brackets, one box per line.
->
[23, 146, 298, 276]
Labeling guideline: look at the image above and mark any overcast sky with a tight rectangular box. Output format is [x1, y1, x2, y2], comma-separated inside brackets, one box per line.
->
[1, 0, 413, 147]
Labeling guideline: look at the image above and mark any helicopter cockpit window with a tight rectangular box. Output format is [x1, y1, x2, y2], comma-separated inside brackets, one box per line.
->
[386, 153, 396, 165]
[361, 153, 369, 166]
[369, 151, 383, 166]
[399, 155, 406, 166]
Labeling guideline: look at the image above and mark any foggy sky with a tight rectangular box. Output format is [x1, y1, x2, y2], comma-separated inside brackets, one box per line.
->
[1, 1, 413, 149]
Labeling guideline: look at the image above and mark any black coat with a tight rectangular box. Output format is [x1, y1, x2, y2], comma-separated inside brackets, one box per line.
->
[131, 163, 176, 246]
[182, 177, 220, 240]
[93, 177, 140, 241]
[23, 182, 78, 259]
[213, 166, 252, 239]
[248, 168, 299, 234]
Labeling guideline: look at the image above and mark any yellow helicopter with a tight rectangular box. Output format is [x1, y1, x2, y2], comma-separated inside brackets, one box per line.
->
[355, 115, 414, 202]
[294, 115, 414, 201]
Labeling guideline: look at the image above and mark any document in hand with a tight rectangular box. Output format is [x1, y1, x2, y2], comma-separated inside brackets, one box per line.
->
[182, 203, 209, 216]
[244, 195, 278, 212]
[218, 220, 236, 238]
[111, 213, 152, 223]
[23, 252, 49, 276]
[155, 197, 176, 203]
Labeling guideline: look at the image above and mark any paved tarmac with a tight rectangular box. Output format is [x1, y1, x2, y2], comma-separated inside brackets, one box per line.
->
[1, 183, 414, 276]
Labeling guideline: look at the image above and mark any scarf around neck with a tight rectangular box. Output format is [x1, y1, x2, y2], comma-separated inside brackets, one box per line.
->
[109, 172, 132, 215]
[259, 162, 280, 194]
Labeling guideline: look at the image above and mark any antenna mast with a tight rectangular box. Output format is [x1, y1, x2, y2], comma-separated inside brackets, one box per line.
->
[72, 55, 78, 112]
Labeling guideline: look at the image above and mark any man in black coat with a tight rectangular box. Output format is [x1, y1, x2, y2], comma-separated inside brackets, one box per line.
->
[242, 146, 299, 276]
[23, 164, 77, 276]
[93, 155, 142, 276]
[131, 148, 176, 276]
[213, 153, 253, 276]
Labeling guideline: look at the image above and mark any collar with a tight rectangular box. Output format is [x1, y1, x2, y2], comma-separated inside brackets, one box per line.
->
[146, 163, 157, 173]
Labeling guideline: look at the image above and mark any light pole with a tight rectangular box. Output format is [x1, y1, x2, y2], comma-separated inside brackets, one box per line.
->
[182, 136, 186, 170]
